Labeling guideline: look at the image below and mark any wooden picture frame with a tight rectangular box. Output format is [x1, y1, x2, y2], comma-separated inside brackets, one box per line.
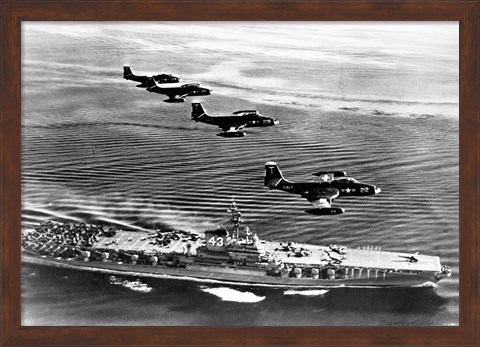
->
[1, 1, 478, 346]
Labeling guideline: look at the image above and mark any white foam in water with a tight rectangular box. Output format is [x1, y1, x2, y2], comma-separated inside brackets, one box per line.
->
[109, 276, 153, 293]
[202, 287, 265, 303]
[284, 289, 330, 296]
[411, 282, 437, 288]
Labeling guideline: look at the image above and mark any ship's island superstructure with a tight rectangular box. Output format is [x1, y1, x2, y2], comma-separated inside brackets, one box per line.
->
[22, 201, 451, 287]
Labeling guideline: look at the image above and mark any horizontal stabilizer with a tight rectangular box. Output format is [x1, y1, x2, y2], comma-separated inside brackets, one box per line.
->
[163, 98, 185, 103]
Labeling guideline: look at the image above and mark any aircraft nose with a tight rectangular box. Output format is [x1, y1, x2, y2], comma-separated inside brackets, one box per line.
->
[273, 119, 279, 125]
[375, 186, 381, 194]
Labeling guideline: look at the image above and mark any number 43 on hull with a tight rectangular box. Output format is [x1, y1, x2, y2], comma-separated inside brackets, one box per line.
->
[264, 162, 381, 215]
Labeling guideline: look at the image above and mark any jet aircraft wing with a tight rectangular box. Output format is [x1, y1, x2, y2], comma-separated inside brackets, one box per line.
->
[221, 124, 247, 132]
[146, 84, 163, 94]
[148, 79, 177, 93]
[301, 188, 340, 208]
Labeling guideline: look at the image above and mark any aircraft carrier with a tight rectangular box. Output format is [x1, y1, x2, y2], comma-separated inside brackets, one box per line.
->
[22, 201, 451, 288]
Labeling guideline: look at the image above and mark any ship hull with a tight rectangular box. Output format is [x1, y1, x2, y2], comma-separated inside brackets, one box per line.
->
[22, 251, 439, 288]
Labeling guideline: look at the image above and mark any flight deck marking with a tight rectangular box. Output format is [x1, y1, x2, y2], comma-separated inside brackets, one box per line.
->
[169, 239, 184, 253]
[130, 236, 144, 250]
[114, 234, 127, 248]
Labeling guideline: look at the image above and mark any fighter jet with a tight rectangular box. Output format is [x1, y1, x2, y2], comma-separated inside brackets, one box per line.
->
[264, 162, 381, 215]
[146, 81, 211, 103]
[123, 66, 180, 88]
[191, 103, 279, 137]
[399, 253, 420, 263]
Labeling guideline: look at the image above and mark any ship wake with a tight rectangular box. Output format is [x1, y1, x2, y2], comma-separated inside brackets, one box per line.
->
[201, 287, 265, 303]
[109, 276, 153, 293]
[284, 289, 330, 296]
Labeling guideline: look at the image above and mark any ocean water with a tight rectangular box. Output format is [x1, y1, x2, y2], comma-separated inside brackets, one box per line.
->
[21, 22, 458, 326]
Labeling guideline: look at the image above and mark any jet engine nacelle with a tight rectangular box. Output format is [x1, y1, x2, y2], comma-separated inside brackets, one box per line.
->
[305, 207, 345, 215]
[217, 132, 245, 138]
[163, 98, 185, 103]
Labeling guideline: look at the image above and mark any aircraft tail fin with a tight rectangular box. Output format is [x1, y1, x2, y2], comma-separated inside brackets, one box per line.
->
[191, 103, 207, 120]
[123, 66, 133, 78]
[265, 162, 288, 188]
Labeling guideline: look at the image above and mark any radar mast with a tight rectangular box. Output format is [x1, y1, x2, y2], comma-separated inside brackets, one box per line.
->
[227, 198, 243, 240]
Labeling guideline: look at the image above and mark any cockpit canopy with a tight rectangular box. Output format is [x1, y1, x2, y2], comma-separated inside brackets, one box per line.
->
[182, 83, 200, 88]
[336, 177, 358, 183]
[233, 110, 260, 117]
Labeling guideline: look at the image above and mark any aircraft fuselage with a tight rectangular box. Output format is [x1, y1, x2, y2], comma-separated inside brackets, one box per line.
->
[147, 84, 211, 101]
[123, 67, 179, 88]
[272, 180, 379, 197]
[198, 115, 278, 128]
[191, 103, 278, 134]
[264, 162, 380, 215]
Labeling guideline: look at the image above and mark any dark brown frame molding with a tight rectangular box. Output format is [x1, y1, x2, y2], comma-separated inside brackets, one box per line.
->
[1, 1, 479, 346]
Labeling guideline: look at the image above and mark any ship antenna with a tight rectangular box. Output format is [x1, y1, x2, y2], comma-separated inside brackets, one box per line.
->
[227, 197, 243, 240]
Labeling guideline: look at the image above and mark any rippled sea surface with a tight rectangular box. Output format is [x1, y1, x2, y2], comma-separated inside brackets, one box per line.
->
[21, 22, 459, 326]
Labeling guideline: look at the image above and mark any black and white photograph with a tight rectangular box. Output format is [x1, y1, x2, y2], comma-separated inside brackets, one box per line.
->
[21, 22, 458, 326]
